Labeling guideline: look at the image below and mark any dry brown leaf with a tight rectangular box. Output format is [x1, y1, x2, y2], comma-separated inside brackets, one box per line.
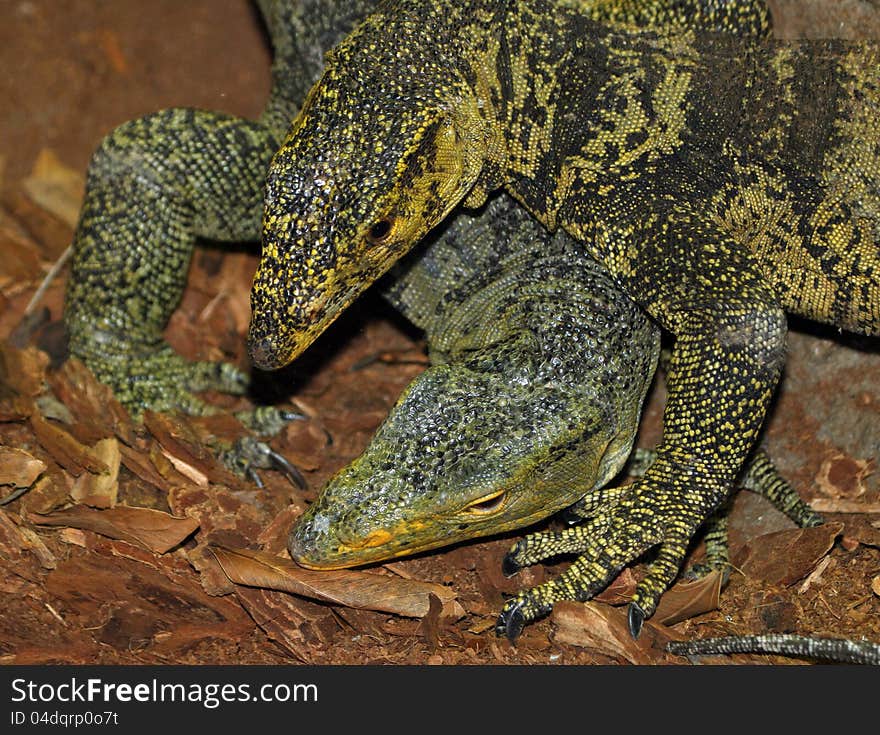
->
[798, 554, 833, 594]
[30, 414, 109, 477]
[277, 420, 330, 472]
[20, 471, 72, 514]
[551, 601, 681, 664]
[44, 551, 251, 657]
[419, 593, 444, 650]
[71, 437, 120, 508]
[58, 528, 88, 547]
[653, 570, 724, 626]
[0, 395, 34, 423]
[0, 509, 56, 570]
[872, 576, 880, 597]
[160, 449, 209, 486]
[810, 498, 880, 514]
[118, 443, 169, 491]
[0, 344, 48, 398]
[166, 483, 272, 552]
[256, 504, 306, 554]
[187, 413, 250, 446]
[815, 453, 873, 499]
[14, 524, 56, 569]
[144, 411, 240, 487]
[737, 522, 844, 586]
[0, 446, 46, 488]
[593, 568, 638, 605]
[48, 358, 135, 446]
[147, 442, 194, 486]
[212, 546, 462, 619]
[30, 505, 199, 554]
[0, 216, 43, 283]
[233, 586, 320, 661]
[187, 543, 236, 596]
[21, 149, 85, 228]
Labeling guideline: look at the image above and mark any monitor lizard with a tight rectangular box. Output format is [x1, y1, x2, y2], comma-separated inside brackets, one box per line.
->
[247, 0, 879, 637]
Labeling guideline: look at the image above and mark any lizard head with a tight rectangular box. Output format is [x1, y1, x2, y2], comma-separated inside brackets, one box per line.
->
[249, 2, 500, 369]
[287, 355, 639, 570]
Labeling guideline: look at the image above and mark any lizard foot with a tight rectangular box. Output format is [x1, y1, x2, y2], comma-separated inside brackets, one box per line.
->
[497, 472, 724, 642]
[82, 345, 308, 487]
[218, 435, 307, 490]
[85, 345, 251, 418]
[499, 447, 825, 641]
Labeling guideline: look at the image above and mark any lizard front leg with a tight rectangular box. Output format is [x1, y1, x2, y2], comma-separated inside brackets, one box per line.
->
[64, 108, 270, 418]
[565, 446, 824, 578]
[63, 109, 305, 479]
[498, 212, 788, 638]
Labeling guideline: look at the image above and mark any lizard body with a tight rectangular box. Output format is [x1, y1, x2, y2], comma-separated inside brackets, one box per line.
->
[250, 0, 879, 633]
[61, 0, 776, 591]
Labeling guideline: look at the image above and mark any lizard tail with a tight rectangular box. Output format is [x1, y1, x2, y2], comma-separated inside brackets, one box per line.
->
[667, 633, 880, 665]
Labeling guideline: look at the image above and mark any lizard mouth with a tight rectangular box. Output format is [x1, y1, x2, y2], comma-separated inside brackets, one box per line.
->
[288, 517, 445, 569]
[247, 290, 340, 370]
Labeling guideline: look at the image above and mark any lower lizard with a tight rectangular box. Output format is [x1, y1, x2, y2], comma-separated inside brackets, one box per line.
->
[290, 194, 822, 578]
[296, 207, 880, 661]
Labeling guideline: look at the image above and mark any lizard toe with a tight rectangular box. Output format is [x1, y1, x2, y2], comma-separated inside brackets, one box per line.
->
[234, 405, 306, 436]
[220, 436, 307, 490]
[628, 602, 647, 639]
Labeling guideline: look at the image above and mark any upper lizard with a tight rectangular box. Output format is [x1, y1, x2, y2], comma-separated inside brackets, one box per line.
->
[249, 0, 879, 635]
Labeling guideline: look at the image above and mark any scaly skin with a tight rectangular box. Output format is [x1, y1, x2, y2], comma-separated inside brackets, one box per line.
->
[666, 634, 880, 665]
[62, 0, 825, 639]
[66, 0, 748, 421]
[288, 0, 819, 632]
[251, 0, 879, 634]
[62, 0, 378, 476]
[290, 198, 662, 566]
[61, 0, 774, 573]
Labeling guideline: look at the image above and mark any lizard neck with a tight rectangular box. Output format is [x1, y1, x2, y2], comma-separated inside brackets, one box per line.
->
[496, 1, 749, 230]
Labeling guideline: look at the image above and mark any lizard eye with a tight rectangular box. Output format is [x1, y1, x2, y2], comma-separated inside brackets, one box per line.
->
[463, 489, 507, 515]
[366, 217, 395, 245]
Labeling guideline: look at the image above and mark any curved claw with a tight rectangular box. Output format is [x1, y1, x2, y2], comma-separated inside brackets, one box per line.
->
[227, 436, 308, 490]
[501, 551, 522, 578]
[246, 466, 265, 489]
[264, 446, 308, 490]
[495, 599, 527, 642]
[559, 505, 586, 525]
[628, 602, 646, 640]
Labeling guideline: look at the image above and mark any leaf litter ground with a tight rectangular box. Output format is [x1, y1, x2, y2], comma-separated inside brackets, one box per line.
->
[0, 0, 878, 666]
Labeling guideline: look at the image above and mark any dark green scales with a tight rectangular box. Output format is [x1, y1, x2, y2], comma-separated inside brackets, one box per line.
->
[63, 0, 875, 653]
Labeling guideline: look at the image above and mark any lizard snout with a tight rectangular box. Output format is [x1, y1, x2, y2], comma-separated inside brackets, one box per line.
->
[287, 512, 339, 568]
[247, 334, 280, 371]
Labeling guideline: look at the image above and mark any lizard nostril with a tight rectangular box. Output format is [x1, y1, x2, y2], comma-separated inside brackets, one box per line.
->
[248, 334, 277, 370]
